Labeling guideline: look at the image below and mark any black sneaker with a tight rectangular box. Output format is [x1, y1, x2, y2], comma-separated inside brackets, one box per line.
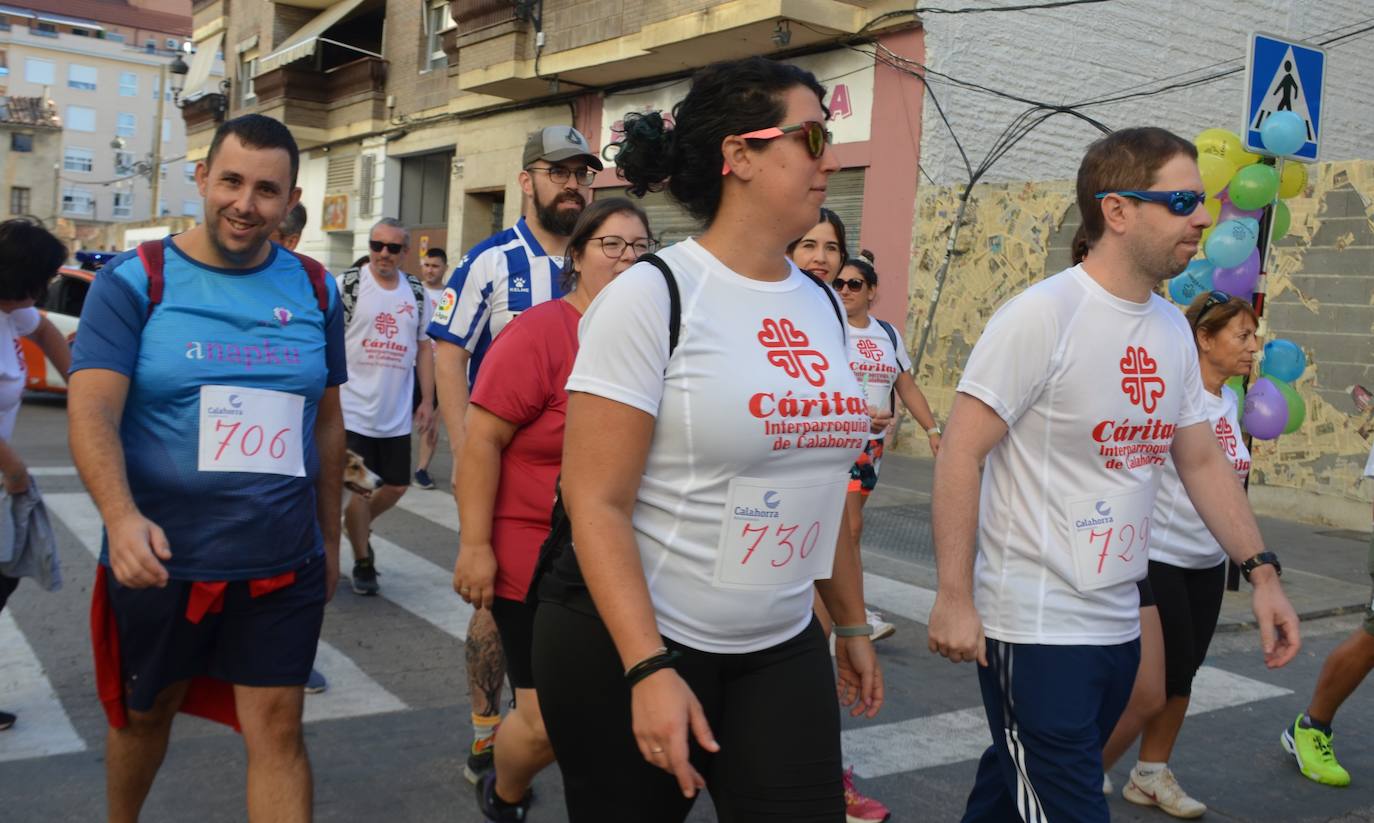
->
[412, 468, 436, 490]
[0, 710, 15, 731]
[351, 545, 380, 596]
[476, 770, 529, 822]
[464, 736, 495, 783]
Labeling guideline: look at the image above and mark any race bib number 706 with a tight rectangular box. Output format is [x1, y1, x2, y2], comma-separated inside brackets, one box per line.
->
[197, 385, 306, 477]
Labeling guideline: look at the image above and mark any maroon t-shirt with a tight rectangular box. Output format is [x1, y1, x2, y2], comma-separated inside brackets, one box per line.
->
[470, 298, 581, 601]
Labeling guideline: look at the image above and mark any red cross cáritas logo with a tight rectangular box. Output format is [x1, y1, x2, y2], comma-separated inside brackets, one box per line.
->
[1215, 416, 1238, 458]
[758, 318, 829, 386]
[1120, 346, 1165, 413]
[856, 338, 883, 362]
[374, 312, 399, 340]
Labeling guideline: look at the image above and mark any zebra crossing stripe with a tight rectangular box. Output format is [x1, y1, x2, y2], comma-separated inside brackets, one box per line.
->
[394, 490, 461, 532]
[0, 612, 86, 762]
[41, 493, 411, 725]
[365, 533, 475, 640]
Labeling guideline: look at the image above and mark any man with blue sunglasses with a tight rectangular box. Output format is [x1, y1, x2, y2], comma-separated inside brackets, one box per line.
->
[929, 127, 1300, 823]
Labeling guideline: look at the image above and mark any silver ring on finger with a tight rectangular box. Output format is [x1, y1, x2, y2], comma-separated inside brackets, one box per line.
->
[650, 746, 665, 754]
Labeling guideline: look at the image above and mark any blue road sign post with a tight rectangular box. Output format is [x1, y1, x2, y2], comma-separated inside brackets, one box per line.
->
[1245, 32, 1326, 161]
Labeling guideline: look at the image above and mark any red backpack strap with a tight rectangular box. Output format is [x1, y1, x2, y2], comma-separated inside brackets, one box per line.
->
[136, 240, 166, 319]
[288, 251, 330, 313]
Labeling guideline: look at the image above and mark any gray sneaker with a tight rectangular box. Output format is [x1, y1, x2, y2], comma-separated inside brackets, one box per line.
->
[305, 668, 328, 694]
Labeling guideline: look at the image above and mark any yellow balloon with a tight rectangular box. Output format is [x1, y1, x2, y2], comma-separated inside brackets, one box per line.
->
[1278, 162, 1308, 199]
[1198, 154, 1235, 196]
[1200, 197, 1221, 243]
[1196, 128, 1245, 166]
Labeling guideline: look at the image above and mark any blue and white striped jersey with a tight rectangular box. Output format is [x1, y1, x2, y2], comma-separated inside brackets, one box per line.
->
[426, 216, 564, 385]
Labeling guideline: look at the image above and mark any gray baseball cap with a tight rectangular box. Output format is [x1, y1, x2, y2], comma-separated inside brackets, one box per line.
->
[522, 125, 603, 171]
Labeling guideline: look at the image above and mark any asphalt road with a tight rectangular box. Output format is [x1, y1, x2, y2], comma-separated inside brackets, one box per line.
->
[2, 397, 1372, 822]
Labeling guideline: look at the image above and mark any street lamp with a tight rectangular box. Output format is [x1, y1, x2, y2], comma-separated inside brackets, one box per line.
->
[170, 49, 230, 124]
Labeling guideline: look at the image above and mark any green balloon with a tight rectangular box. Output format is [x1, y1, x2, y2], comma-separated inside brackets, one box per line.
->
[1271, 199, 1291, 238]
[1275, 380, 1306, 434]
[1225, 375, 1247, 421]
[1229, 164, 1280, 211]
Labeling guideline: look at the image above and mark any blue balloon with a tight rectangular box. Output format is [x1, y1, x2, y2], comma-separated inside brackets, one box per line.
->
[1168, 260, 1214, 304]
[1260, 111, 1307, 156]
[1205, 219, 1259, 268]
[1261, 338, 1307, 382]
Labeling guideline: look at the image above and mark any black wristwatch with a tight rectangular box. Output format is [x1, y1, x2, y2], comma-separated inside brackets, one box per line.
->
[1240, 551, 1282, 582]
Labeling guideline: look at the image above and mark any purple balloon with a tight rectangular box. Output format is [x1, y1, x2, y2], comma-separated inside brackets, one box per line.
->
[1243, 377, 1289, 440]
[1213, 248, 1261, 296]
[1218, 199, 1262, 224]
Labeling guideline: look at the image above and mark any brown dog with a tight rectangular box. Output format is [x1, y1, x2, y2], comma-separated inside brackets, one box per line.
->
[344, 449, 382, 498]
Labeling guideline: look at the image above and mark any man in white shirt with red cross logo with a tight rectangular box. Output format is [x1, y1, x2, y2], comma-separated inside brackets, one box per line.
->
[928, 127, 1300, 822]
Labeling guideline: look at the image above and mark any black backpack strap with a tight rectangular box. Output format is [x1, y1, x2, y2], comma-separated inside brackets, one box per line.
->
[877, 318, 901, 355]
[802, 270, 845, 331]
[637, 253, 682, 357]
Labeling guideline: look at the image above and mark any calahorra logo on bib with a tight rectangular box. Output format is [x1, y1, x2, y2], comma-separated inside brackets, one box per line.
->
[1120, 346, 1165, 412]
[758, 318, 828, 386]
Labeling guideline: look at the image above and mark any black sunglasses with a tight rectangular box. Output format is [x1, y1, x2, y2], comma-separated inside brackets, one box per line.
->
[1094, 189, 1206, 216]
[369, 240, 404, 254]
[1190, 289, 1231, 331]
[831, 278, 867, 292]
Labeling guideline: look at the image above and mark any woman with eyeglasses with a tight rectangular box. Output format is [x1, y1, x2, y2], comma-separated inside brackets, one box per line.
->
[452, 198, 653, 820]
[530, 57, 882, 822]
[1102, 283, 1258, 818]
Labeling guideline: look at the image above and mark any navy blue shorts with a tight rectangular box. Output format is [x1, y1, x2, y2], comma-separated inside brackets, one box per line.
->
[963, 638, 1139, 823]
[107, 555, 326, 712]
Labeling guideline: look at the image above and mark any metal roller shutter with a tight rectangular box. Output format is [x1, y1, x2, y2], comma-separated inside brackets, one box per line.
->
[825, 167, 865, 251]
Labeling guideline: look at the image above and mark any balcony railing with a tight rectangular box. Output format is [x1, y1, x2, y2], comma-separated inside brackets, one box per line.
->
[249, 56, 388, 140]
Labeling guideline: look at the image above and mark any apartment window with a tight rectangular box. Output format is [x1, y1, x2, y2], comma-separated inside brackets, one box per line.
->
[119, 72, 138, 96]
[10, 187, 31, 215]
[112, 192, 133, 217]
[62, 187, 95, 216]
[10, 133, 32, 152]
[67, 63, 98, 91]
[114, 150, 134, 170]
[181, 199, 201, 217]
[71, 27, 90, 37]
[425, 1, 451, 71]
[64, 147, 94, 172]
[24, 58, 54, 85]
[116, 113, 136, 137]
[66, 105, 96, 132]
[184, 161, 196, 181]
[105, 32, 124, 44]
[166, 38, 177, 50]
[239, 56, 257, 104]
[145, 39, 156, 53]
[32, 23, 57, 38]
[0, 50, 8, 78]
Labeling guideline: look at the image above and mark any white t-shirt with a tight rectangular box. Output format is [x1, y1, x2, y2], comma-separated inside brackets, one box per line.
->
[847, 316, 911, 413]
[1151, 386, 1250, 569]
[0, 307, 40, 440]
[957, 266, 1208, 645]
[337, 266, 431, 437]
[567, 239, 869, 654]
[424, 284, 444, 318]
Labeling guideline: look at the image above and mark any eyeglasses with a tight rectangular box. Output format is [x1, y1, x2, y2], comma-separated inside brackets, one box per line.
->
[525, 165, 598, 186]
[721, 121, 833, 175]
[831, 278, 867, 292]
[1190, 289, 1231, 331]
[369, 240, 404, 254]
[1094, 190, 1206, 216]
[589, 235, 654, 259]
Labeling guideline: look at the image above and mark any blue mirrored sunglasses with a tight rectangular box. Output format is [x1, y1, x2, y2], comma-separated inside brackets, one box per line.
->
[1094, 190, 1206, 216]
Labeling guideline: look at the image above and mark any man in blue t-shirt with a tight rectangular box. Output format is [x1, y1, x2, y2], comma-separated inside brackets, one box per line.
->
[68, 114, 346, 823]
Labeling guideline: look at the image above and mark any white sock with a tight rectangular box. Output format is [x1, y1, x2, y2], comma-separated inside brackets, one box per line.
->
[1134, 760, 1167, 779]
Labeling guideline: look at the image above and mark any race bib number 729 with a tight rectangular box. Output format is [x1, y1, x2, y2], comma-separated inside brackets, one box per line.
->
[197, 385, 306, 477]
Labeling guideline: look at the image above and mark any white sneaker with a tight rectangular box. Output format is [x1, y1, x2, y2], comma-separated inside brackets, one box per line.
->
[1123, 766, 1206, 819]
[1102, 773, 1113, 796]
[865, 609, 896, 642]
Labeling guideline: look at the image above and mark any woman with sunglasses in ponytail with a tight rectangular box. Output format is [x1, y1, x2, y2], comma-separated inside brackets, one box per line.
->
[530, 56, 882, 822]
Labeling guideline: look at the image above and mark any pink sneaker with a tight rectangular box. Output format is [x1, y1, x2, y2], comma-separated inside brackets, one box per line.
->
[843, 766, 891, 823]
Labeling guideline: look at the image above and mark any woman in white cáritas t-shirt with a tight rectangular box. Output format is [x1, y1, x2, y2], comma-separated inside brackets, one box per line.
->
[1102, 290, 1258, 812]
[530, 57, 882, 823]
[0, 219, 75, 732]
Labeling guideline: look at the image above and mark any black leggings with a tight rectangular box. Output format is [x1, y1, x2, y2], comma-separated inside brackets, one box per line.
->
[1149, 559, 1226, 698]
[531, 603, 844, 823]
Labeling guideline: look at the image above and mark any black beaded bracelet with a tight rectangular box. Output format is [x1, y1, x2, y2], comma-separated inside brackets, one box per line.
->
[625, 649, 682, 689]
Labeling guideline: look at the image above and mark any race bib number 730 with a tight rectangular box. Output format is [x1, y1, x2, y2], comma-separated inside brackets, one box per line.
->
[712, 474, 849, 590]
[197, 385, 306, 476]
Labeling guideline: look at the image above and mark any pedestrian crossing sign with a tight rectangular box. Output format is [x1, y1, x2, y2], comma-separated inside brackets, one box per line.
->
[1244, 32, 1326, 161]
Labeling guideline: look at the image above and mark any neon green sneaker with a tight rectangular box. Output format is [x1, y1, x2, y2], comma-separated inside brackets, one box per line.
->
[1281, 714, 1351, 787]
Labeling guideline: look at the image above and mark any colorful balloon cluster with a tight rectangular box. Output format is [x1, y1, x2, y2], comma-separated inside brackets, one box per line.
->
[1167, 125, 1314, 441]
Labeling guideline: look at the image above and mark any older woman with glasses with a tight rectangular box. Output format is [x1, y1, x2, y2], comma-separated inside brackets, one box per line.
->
[452, 198, 652, 821]
[1100, 287, 1258, 818]
[530, 57, 882, 823]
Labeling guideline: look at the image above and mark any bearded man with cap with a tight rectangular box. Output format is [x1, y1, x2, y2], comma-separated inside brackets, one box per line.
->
[427, 124, 600, 786]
